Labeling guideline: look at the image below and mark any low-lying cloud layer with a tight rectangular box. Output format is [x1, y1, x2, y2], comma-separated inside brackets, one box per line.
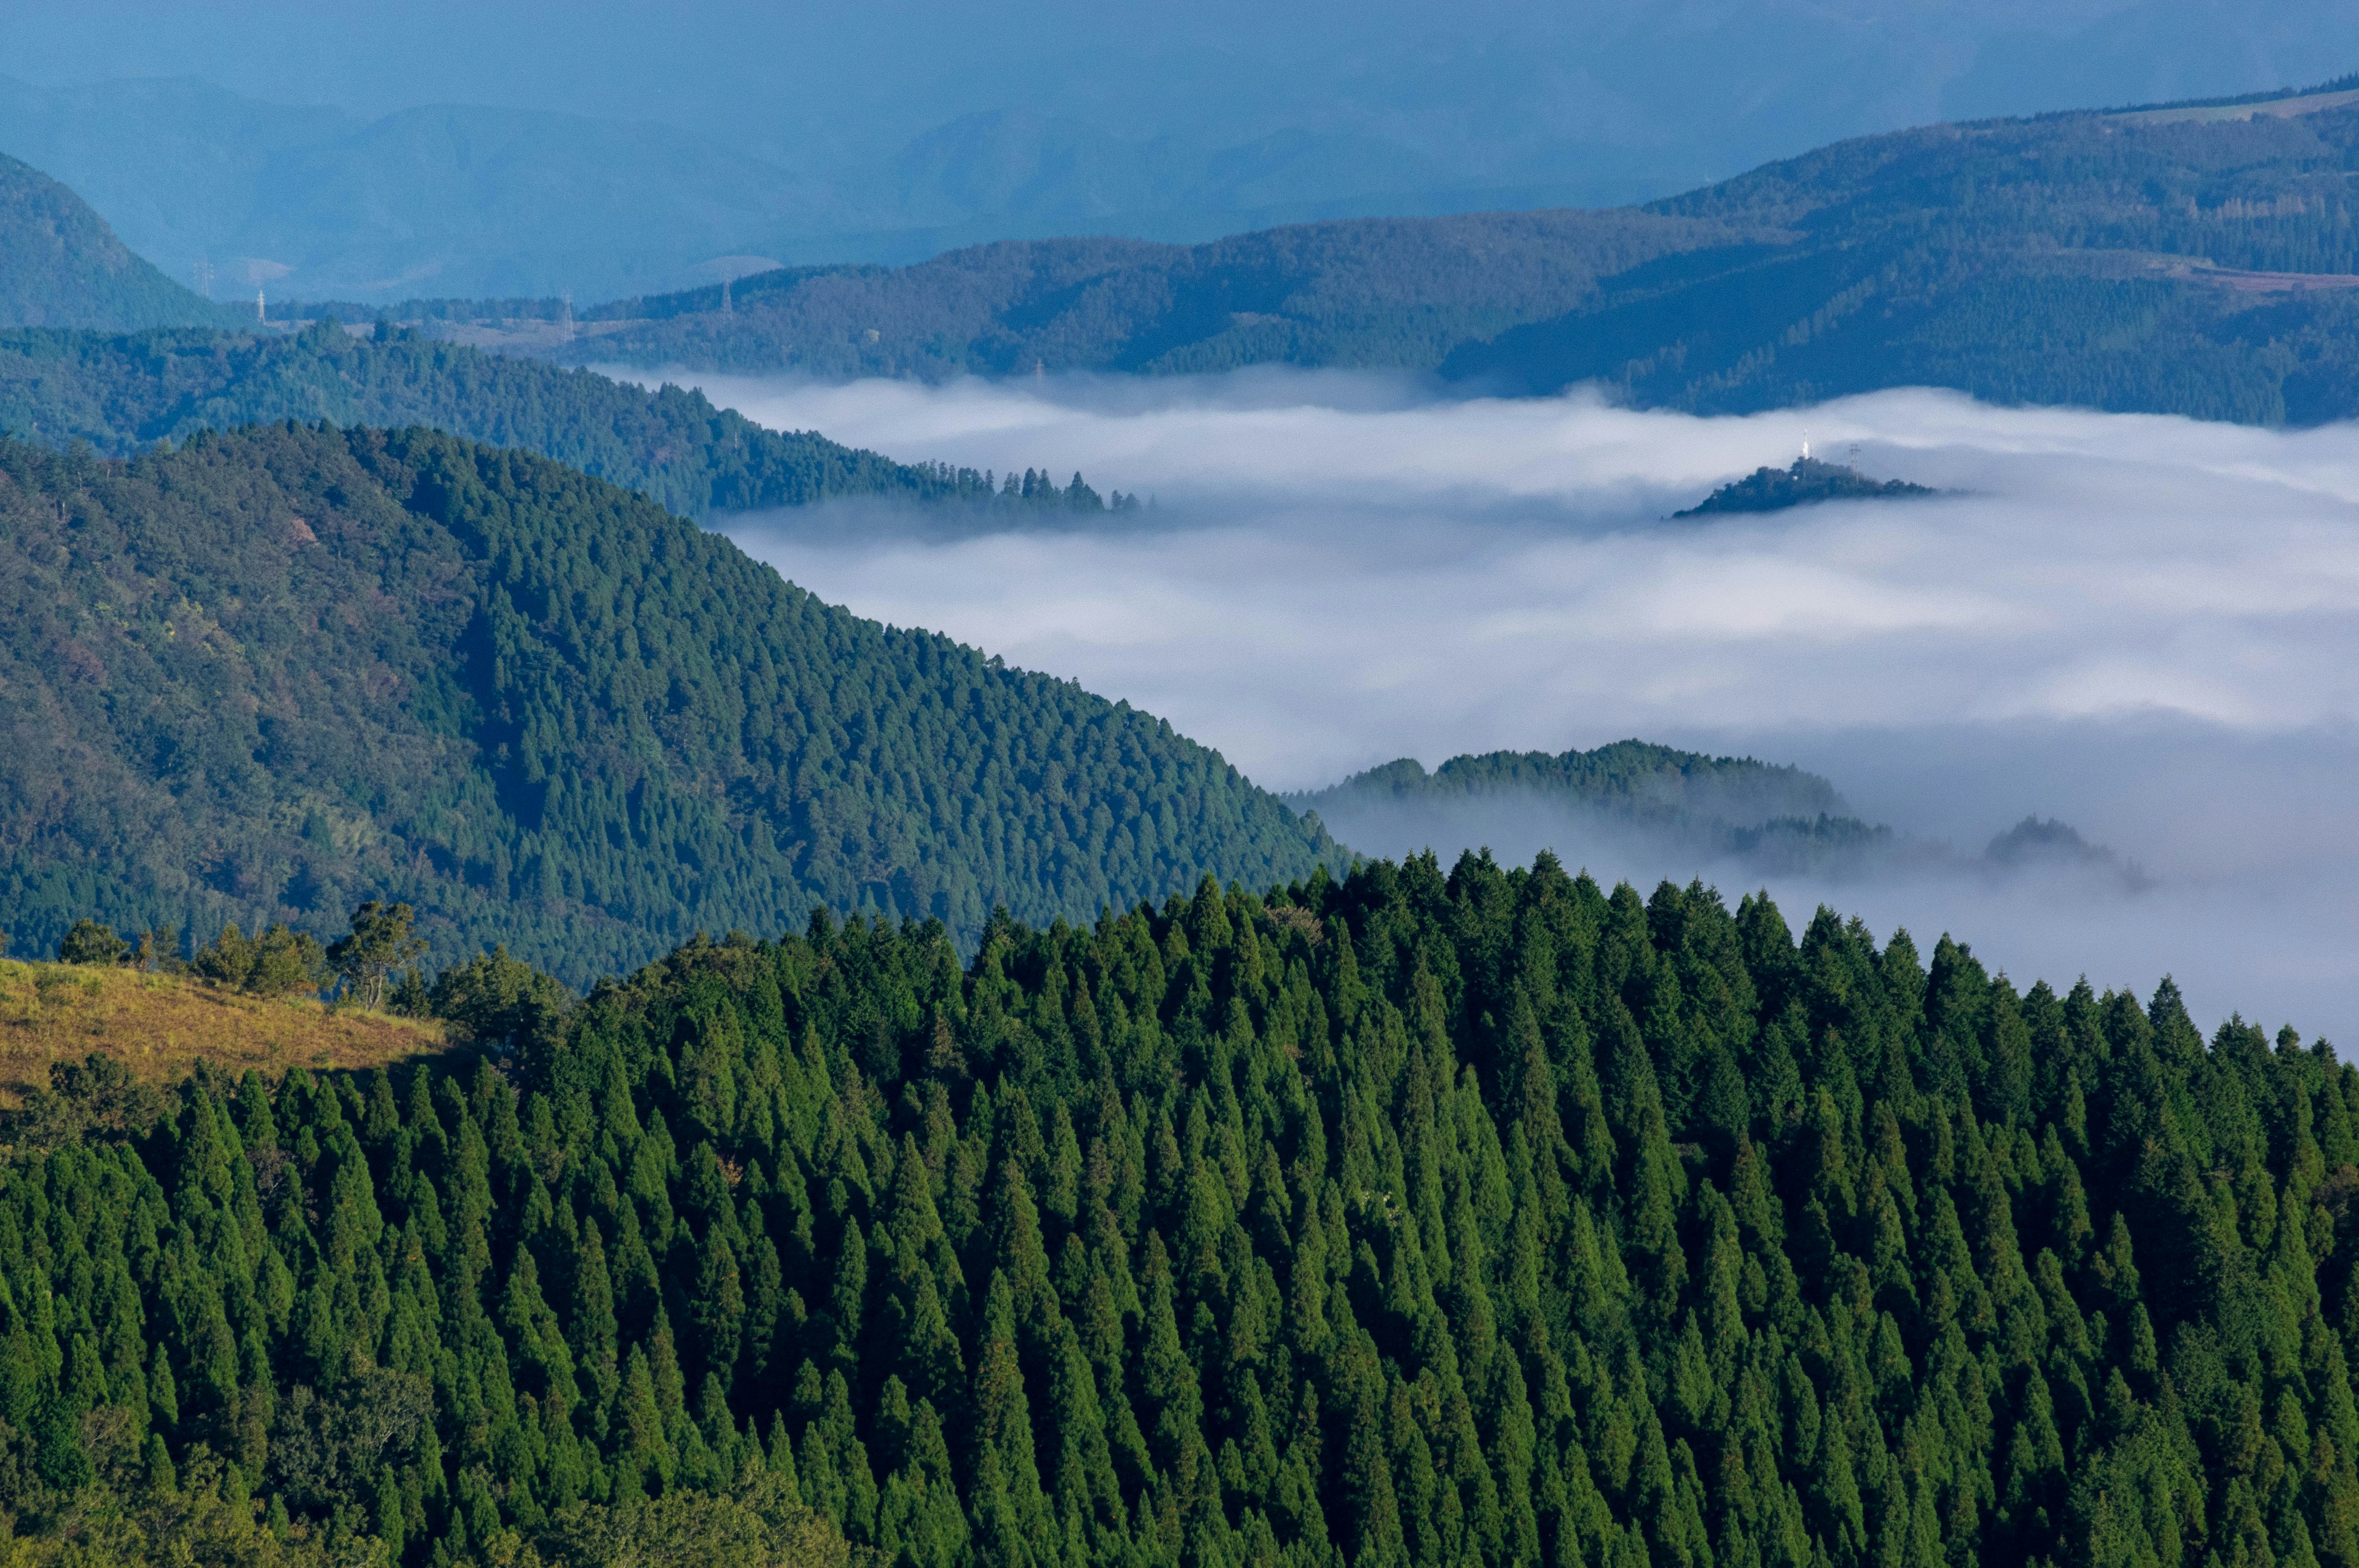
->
[641, 367, 2359, 1036]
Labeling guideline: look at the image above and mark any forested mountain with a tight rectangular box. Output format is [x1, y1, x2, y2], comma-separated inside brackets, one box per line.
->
[1441, 78, 2359, 421]
[0, 426, 1333, 982]
[536, 213, 1739, 379]
[0, 321, 1124, 521]
[1286, 743, 2132, 887]
[1287, 743, 1907, 880]
[532, 78, 2359, 424]
[0, 154, 237, 333]
[0, 852, 2345, 1568]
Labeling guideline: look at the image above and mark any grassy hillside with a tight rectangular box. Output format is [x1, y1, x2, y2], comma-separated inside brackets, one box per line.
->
[541, 77, 2359, 423]
[0, 958, 443, 1111]
[0, 321, 1128, 521]
[0, 152, 238, 332]
[0, 426, 1337, 982]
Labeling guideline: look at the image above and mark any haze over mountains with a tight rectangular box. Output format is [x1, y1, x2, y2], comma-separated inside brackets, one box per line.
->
[7, 0, 2359, 300]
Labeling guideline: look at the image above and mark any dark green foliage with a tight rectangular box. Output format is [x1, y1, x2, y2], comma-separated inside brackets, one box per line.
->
[190, 921, 330, 998]
[1673, 458, 1938, 517]
[56, 918, 131, 967]
[0, 321, 1119, 521]
[0, 856, 2346, 1568]
[0, 424, 1336, 981]
[328, 902, 428, 1012]
[407, 946, 577, 1056]
[0, 154, 239, 332]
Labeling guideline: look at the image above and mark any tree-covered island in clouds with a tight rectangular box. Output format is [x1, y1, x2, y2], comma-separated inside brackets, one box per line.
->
[1673, 456, 1940, 518]
[1289, 739, 2140, 886]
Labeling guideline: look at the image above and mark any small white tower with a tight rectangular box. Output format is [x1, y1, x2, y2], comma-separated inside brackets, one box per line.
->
[256, 288, 266, 324]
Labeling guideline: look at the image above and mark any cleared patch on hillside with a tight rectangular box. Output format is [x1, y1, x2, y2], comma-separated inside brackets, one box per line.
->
[0, 959, 447, 1107]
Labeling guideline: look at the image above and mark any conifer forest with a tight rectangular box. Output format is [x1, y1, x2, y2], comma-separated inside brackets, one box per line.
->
[2, 856, 2345, 1568]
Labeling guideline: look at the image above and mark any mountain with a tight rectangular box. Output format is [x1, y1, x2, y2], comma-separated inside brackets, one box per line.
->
[1440, 76, 2359, 421]
[0, 151, 236, 331]
[13, 0, 2359, 300]
[542, 209, 1736, 378]
[1288, 740, 1909, 878]
[0, 321, 1127, 521]
[550, 76, 2359, 424]
[0, 849, 2342, 1568]
[1672, 458, 1941, 518]
[1290, 739, 2138, 886]
[0, 426, 1336, 981]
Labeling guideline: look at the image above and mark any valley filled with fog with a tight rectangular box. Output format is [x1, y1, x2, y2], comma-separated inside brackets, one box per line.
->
[662, 368, 2359, 1035]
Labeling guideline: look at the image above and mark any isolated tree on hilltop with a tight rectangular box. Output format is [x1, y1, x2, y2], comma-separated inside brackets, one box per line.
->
[328, 900, 426, 1011]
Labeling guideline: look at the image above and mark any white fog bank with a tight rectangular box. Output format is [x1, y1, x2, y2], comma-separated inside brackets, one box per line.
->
[627, 368, 2359, 1037]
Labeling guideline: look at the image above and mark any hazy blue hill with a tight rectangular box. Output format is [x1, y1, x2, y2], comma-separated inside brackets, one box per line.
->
[556, 208, 1741, 377]
[1442, 80, 2359, 419]
[0, 152, 239, 331]
[547, 77, 2359, 424]
[0, 426, 1336, 980]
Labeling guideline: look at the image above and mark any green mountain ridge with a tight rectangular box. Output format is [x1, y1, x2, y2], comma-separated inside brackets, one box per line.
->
[0, 321, 1122, 521]
[0, 425, 1337, 982]
[0, 152, 240, 333]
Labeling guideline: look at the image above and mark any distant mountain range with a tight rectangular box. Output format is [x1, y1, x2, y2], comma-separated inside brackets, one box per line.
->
[489, 74, 2359, 426]
[10, 0, 2359, 305]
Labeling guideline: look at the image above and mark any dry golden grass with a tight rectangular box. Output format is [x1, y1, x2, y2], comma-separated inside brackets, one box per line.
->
[0, 959, 448, 1108]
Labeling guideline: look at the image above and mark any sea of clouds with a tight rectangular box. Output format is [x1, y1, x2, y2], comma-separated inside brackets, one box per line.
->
[620, 367, 2359, 1037]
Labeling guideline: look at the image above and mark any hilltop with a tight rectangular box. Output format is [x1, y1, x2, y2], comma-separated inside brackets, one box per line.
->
[0, 956, 443, 1113]
[0, 426, 1337, 982]
[0, 152, 238, 332]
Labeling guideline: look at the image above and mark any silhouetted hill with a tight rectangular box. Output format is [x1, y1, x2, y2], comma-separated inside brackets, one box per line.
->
[0, 153, 238, 331]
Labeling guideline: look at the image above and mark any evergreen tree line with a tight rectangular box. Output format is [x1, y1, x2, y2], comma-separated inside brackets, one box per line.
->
[0, 852, 2349, 1568]
[0, 321, 1134, 521]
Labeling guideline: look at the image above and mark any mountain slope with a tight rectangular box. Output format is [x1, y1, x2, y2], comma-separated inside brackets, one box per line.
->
[0, 321, 1115, 520]
[0, 152, 237, 331]
[548, 209, 1742, 378]
[0, 427, 1336, 980]
[0, 854, 2344, 1568]
[1442, 78, 2359, 419]
[554, 77, 2359, 423]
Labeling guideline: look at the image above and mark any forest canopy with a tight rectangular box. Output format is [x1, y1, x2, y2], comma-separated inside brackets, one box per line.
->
[0, 424, 1332, 981]
[0, 853, 2343, 1568]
